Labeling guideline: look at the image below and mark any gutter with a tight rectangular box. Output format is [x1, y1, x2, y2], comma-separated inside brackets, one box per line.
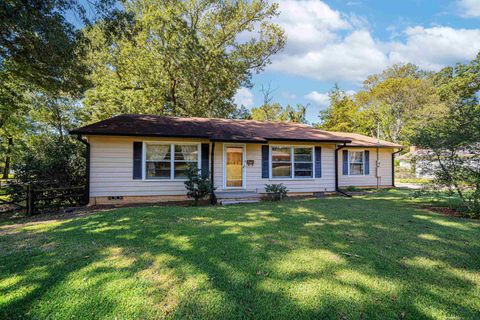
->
[76, 135, 90, 205]
[335, 143, 352, 197]
[391, 148, 404, 188]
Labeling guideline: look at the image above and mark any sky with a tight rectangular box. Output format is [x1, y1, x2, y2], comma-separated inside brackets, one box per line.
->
[233, 0, 480, 123]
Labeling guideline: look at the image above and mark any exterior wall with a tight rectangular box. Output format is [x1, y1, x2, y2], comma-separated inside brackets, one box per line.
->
[88, 136, 395, 203]
[88, 136, 209, 197]
[338, 148, 394, 187]
[214, 142, 336, 194]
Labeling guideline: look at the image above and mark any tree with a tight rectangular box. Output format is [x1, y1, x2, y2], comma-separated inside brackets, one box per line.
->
[0, 0, 115, 95]
[318, 85, 362, 133]
[0, 0, 116, 178]
[355, 64, 446, 144]
[231, 105, 252, 119]
[250, 84, 307, 123]
[411, 54, 480, 217]
[83, 0, 285, 121]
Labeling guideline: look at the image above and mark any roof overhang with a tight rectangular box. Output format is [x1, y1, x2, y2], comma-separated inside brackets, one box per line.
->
[69, 132, 353, 145]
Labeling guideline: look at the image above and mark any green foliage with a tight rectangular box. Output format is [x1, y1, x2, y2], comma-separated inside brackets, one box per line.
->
[184, 164, 214, 205]
[231, 105, 253, 120]
[0, 0, 113, 96]
[83, 0, 286, 121]
[7, 137, 86, 203]
[318, 64, 447, 145]
[317, 85, 362, 133]
[411, 54, 480, 217]
[264, 183, 288, 200]
[250, 102, 307, 123]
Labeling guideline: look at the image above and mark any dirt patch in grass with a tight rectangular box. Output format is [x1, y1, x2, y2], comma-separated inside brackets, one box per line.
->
[420, 205, 479, 220]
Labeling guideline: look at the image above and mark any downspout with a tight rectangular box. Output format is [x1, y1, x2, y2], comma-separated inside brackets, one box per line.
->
[376, 147, 380, 189]
[335, 143, 352, 197]
[210, 141, 217, 205]
[76, 135, 90, 206]
[391, 148, 404, 187]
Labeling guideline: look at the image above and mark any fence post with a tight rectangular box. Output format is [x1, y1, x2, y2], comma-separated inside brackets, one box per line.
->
[27, 184, 34, 215]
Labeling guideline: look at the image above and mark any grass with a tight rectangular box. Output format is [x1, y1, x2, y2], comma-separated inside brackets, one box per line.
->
[0, 190, 479, 319]
[396, 178, 432, 184]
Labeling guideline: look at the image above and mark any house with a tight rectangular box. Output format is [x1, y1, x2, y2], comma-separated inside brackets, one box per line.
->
[70, 114, 403, 205]
[397, 146, 435, 178]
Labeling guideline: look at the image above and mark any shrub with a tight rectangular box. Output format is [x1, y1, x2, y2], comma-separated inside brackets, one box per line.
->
[264, 183, 288, 201]
[6, 136, 87, 206]
[184, 164, 215, 205]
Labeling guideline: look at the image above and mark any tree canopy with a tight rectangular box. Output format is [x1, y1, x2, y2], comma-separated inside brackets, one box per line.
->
[83, 0, 286, 121]
[318, 64, 447, 145]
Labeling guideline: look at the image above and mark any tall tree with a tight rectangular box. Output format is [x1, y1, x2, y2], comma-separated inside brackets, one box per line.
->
[411, 54, 480, 216]
[84, 0, 285, 121]
[0, 0, 115, 95]
[356, 65, 446, 144]
[317, 85, 362, 133]
[319, 65, 447, 144]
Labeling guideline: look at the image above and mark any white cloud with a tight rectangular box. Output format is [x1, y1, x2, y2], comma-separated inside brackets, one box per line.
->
[388, 27, 480, 70]
[275, 0, 350, 55]
[270, 0, 480, 83]
[305, 91, 330, 107]
[458, 0, 480, 18]
[233, 87, 254, 108]
[271, 30, 388, 82]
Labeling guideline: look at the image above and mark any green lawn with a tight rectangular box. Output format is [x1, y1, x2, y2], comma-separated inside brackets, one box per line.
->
[396, 178, 432, 184]
[1, 190, 479, 319]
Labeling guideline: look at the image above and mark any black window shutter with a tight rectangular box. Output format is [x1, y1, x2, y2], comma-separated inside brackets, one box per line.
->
[342, 150, 349, 175]
[201, 143, 209, 178]
[261, 145, 269, 179]
[315, 147, 322, 178]
[365, 150, 370, 175]
[133, 142, 143, 179]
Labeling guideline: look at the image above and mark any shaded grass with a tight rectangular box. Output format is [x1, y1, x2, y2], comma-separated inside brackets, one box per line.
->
[0, 189, 479, 319]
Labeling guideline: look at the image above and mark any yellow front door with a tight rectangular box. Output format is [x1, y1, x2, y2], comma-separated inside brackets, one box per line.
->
[226, 146, 244, 188]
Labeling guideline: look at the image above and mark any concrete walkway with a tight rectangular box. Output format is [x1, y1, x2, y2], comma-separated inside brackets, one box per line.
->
[396, 183, 423, 190]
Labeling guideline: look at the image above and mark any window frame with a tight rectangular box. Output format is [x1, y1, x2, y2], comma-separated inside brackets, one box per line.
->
[269, 145, 316, 180]
[142, 142, 201, 181]
[348, 150, 365, 176]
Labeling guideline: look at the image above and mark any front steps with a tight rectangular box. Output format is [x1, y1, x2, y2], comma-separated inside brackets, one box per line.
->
[215, 191, 262, 205]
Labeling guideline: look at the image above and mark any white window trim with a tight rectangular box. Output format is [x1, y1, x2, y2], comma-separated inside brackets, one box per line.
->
[142, 141, 201, 181]
[269, 145, 316, 180]
[347, 150, 366, 176]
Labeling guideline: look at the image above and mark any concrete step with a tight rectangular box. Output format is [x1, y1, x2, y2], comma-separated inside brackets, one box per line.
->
[216, 191, 261, 200]
[220, 199, 261, 206]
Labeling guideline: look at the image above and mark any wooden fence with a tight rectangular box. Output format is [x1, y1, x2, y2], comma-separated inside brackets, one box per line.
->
[1, 184, 87, 215]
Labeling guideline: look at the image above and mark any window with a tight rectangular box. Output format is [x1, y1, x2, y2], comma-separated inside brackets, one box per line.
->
[349, 151, 364, 175]
[294, 148, 313, 178]
[174, 145, 198, 178]
[272, 147, 291, 178]
[146, 144, 171, 179]
[271, 146, 314, 179]
[145, 143, 199, 179]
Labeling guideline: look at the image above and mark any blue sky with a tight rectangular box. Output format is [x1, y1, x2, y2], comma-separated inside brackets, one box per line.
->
[233, 0, 480, 122]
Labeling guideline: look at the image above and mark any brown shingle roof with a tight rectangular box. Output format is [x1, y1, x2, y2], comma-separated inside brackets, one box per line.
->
[70, 114, 401, 148]
[324, 131, 403, 148]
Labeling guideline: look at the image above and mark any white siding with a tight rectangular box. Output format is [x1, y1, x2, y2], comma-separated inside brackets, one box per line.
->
[89, 136, 395, 198]
[89, 136, 209, 197]
[338, 148, 393, 187]
[214, 142, 336, 193]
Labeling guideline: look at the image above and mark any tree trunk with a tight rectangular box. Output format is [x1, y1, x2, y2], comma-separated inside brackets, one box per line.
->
[2, 137, 13, 179]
